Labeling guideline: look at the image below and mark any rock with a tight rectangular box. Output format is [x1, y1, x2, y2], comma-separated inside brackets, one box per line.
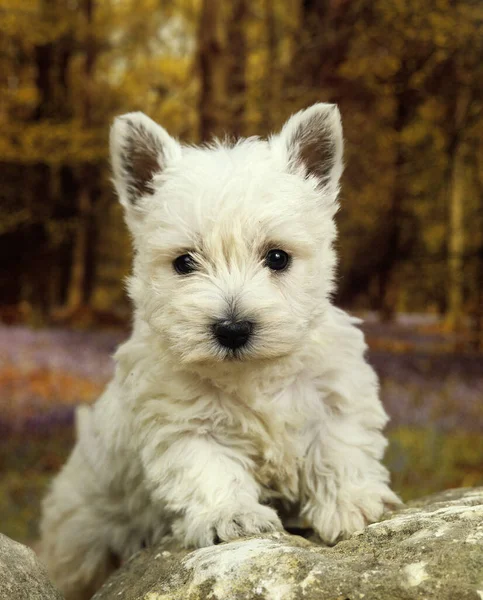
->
[93, 487, 483, 600]
[0, 533, 63, 600]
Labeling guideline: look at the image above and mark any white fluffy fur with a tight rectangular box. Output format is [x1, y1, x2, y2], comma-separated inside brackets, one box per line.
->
[39, 104, 400, 599]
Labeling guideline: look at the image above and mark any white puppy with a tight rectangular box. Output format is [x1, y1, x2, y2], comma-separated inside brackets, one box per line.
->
[39, 104, 400, 599]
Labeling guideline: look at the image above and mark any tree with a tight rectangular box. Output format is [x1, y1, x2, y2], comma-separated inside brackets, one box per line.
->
[226, 0, 248, 137]
[64, 0, 97, 313]
[327, 0, 483, 322]
[1, 0, 482, 331]
[0, 0, 198, 322]
[197, 0, 226, 141]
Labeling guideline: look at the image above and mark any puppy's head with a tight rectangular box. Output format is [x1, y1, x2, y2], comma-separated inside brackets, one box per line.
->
[110, 104, 343, 365]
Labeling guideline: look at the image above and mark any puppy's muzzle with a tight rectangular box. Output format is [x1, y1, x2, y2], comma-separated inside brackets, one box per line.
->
[212, 319, 253, 350]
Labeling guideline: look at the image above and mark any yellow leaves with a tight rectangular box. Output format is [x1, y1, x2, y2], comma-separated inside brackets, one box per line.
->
[0, 84, 39, 118]
[11, 85, 38, 108]
[387, 427, 483, 501]
[401, 122, 428, 147]
[428, 11, 455, 47]
[158, 56, 191, 85]
[341, 53, 402, 85]
[0, 122, 106, 164]
[423, 222, 446, 256]
[0, 209, 31, 235]
[419, 97, 445, 123]
[0, 0, 76, 45]
[0, 364, 102, 422]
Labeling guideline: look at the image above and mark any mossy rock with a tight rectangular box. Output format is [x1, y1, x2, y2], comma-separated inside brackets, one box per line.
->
[94, 487, 483, 600]
[0, 533, 62, 600]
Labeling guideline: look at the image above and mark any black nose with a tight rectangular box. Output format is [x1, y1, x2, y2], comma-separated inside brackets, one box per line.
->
[212, 320, 253, 350]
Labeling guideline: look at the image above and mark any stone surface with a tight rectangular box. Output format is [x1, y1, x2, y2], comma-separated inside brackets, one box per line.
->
[93, 487, 483, 600]
[0, 533, 63, 600]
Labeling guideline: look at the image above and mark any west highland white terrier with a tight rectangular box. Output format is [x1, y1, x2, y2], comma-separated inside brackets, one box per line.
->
[39, 103, 400, 599]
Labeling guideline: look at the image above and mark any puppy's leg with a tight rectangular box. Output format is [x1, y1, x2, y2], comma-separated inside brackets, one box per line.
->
[301, 408, 401, 544]
[140, 433, 282, 547]
[39, 443, 117, 600]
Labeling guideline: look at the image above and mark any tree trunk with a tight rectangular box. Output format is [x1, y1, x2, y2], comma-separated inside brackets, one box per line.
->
[289, 0, 360, 107]
[65, 0, 96, 314]
[66, 178, 91, 310]
[261, 0, 278, 133]
[379, 91, 410, 322]
[198, 0, 226, 141]
[444, 84, 471, 332]
[475, 244, 483, 351]
[473, 147, 483, 351]
[226, 0, 247, 137]
[445, 139, 466, 331]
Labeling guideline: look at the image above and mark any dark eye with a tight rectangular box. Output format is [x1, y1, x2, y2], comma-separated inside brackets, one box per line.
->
[173, 253, 198, 275]
[265, 249, 290, 271]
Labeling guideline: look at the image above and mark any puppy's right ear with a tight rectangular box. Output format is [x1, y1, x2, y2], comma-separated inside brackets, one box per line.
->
[273, 103, 343, 198]
[110, 112, 182, 212]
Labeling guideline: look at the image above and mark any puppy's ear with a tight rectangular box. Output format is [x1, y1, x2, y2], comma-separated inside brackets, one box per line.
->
[110, 112, 182, 210]
[275, 103, 343, 194]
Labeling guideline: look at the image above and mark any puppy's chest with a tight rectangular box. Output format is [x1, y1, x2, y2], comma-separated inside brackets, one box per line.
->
[221, 379, 318, 499]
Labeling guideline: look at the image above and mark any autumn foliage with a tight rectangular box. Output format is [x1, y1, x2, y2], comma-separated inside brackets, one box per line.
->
[0, 0, 482, 345]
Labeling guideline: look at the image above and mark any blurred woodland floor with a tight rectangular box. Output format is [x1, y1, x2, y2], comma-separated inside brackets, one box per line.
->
[0, 320, 482, 545]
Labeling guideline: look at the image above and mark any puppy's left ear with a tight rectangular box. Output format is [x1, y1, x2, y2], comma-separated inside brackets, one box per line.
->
[274, 103, 343, 194]
[110, 112, 182, 212]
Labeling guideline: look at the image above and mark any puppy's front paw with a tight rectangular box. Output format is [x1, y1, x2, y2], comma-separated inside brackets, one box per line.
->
[174, 502, 283, 548]
[215, 503, 283, 542]
[305, 483, 401, 544]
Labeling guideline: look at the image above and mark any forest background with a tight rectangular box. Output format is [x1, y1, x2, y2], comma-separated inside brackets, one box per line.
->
[0, 0, 482, 545]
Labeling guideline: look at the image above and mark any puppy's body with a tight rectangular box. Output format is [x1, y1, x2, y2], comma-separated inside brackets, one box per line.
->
[40, 105, 400, 599]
